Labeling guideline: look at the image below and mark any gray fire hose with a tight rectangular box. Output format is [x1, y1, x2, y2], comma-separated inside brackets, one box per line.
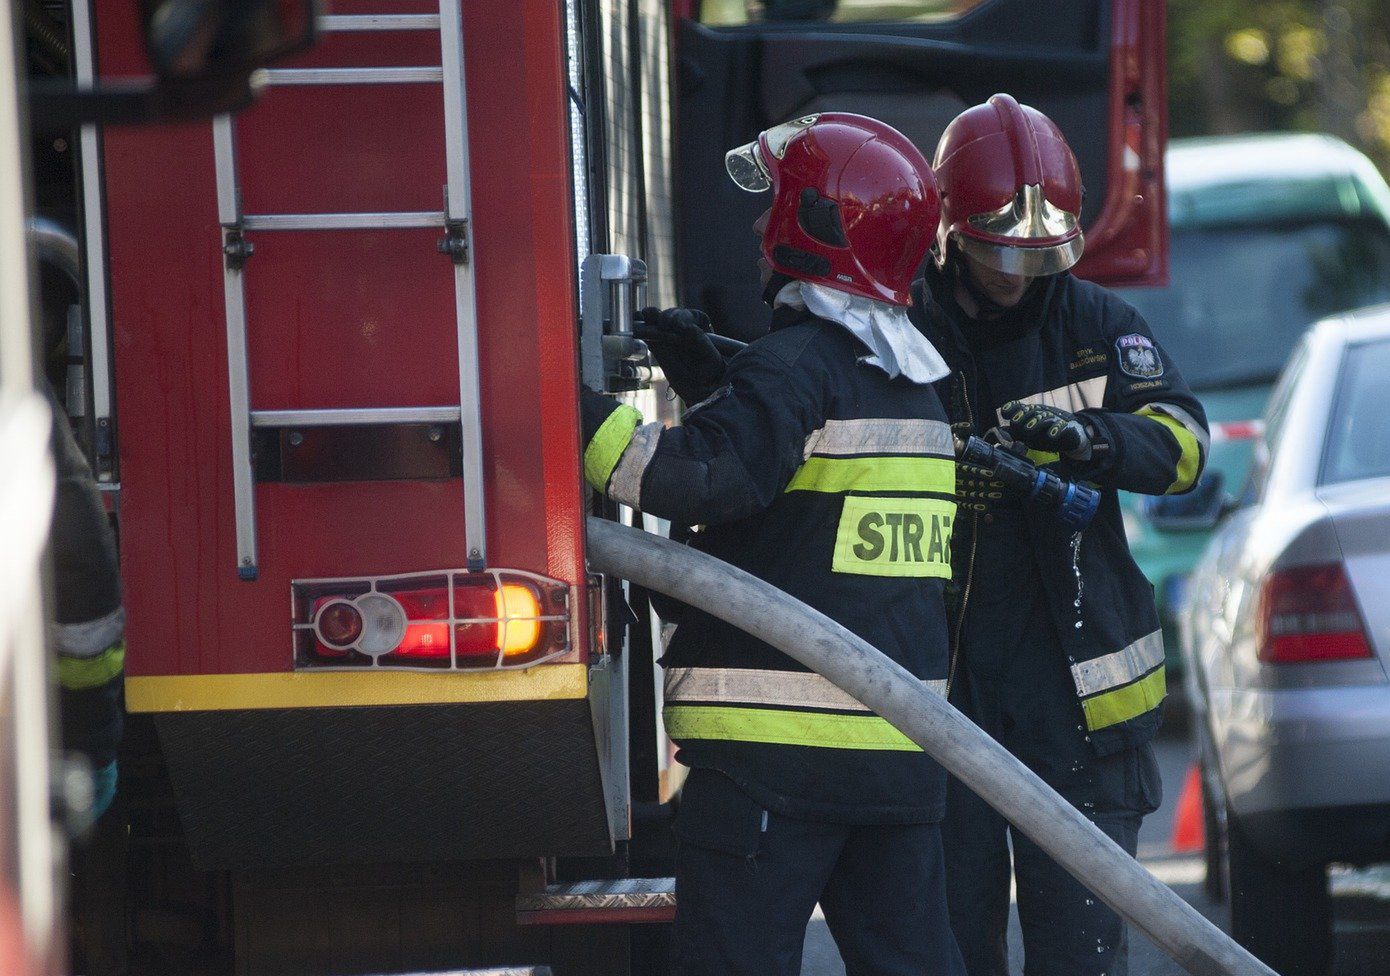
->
[586, 517, 1277, 976]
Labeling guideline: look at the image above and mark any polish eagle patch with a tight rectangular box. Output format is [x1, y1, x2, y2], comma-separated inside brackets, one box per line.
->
[1115, 333, 1164, 379]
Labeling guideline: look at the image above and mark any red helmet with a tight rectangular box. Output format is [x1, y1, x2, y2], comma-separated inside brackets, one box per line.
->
[725, 113, 940, 307]
[933, 94, 1084, 276]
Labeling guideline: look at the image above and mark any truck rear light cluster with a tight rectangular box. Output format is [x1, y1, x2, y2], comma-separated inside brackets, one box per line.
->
[1256, 563, 1373, 664]
[292, 569, 570, 670]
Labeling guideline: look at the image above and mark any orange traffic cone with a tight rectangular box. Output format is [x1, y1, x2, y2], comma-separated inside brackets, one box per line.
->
[1170, 763, 1205, 853]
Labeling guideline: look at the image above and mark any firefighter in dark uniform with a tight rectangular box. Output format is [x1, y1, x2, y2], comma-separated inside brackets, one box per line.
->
[47, 384, 125, 818]
[911, 94, 1209, 976]
[581, 114, 965, 976]
[45, 384, 127, 975]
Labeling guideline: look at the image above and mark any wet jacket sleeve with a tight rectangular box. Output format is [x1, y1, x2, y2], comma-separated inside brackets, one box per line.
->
[581, 346, 824, 526]
[1070, 301, 1210, 496]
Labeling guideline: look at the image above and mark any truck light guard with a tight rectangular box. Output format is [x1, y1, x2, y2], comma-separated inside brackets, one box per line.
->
[292, 568, 570, 672]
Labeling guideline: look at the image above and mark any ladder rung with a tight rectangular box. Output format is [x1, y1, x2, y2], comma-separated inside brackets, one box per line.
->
[251, 407, 462, 428]
[262, 66, 442, 86]
[241, 211, 445, 232]
[318, 14, 441, 32]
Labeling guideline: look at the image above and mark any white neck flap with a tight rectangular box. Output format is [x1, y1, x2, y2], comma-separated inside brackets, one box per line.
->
[774, 280, 950, 384]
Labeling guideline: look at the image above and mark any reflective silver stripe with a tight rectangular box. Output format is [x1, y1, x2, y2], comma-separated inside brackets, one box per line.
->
[1145, 401, 1210, 458]
[1070, 630, 1165, 698]
[54, 606, 125, 659]
[1001, 375, 1108, 422]
[802, 418, 953, 460]
[665, 666, 944, 711]
[609, 422, 663, 510]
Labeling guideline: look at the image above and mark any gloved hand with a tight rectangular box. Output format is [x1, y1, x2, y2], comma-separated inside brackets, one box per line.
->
[1000, 401, 1097, 460]
[635, 306, 729, 406]
[956, 461, 1005, 514]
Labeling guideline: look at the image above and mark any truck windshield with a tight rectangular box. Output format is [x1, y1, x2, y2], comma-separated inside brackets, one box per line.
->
[1116, 219, 1390, 390]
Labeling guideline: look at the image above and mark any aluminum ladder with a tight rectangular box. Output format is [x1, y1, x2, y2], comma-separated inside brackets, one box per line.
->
[214, 2, 485, 580]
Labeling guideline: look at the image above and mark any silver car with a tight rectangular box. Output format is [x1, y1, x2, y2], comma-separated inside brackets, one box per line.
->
[1175, 305, 1390, 976]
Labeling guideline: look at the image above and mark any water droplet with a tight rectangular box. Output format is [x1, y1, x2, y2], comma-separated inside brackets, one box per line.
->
[1069, 533, 1085, 631]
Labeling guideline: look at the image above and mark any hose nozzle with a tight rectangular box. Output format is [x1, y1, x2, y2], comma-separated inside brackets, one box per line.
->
[958, 436, 1100, 533]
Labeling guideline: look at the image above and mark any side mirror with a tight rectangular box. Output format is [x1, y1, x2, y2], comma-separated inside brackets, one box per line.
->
[1143, 470, 1231, 533]
[30, 0, 317, 129]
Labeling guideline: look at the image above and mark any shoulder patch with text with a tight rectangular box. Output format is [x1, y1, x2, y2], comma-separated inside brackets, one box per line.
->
[1115, 333, 1163, 379]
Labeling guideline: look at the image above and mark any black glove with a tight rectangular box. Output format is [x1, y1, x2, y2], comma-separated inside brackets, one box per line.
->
[956, 461, 1005, 514]
[635, 306, 729, 406]
[1000, 401, 1097, 460]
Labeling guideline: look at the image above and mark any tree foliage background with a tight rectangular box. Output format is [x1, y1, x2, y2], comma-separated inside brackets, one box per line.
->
[1170, 0, 1390, 172]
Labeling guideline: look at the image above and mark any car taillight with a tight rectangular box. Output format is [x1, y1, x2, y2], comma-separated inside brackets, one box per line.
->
[1257, 563, 1373, 664]
[294, 569, 571, 670]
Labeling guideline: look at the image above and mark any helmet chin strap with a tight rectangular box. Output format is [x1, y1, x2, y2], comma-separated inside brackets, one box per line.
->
[762, 271, 795, 308]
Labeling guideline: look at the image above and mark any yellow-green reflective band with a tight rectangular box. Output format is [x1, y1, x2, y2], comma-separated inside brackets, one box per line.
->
[583, 404, 642, 492]
[1137, 409, 1201, 494]
[785, 455, 955, 495]
[1081, 666, 1166, 731]
[58, 641, 125, 691]
[1025, 449, 1061, 466]
[833, 495, 955, 578]
[664, 704, 922, 751]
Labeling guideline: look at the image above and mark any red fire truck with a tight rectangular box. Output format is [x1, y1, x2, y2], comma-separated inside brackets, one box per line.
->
[29, 0, 1167, 972]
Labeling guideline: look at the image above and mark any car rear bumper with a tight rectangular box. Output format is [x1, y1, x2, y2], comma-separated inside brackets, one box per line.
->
[1217, 682, 1390, 862]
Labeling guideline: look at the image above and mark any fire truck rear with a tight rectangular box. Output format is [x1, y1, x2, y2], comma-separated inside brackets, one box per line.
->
[76, 0, 677, 972]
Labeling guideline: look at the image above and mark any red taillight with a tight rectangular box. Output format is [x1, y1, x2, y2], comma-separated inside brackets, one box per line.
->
[385, 587, 451, 658]
[1257, 563, 1373, 664]
[295, 570, 570, 670]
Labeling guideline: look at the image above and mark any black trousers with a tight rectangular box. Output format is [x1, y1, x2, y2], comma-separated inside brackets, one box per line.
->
[673, 767, 965, 976]
[942, 625, 1162, 976]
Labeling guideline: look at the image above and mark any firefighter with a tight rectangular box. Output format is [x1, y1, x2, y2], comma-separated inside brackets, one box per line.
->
[46, 385, 125, 820]
[45, 385, 127, 975]
[581, 113, 965, 976]
[909, 94, 1208, 976]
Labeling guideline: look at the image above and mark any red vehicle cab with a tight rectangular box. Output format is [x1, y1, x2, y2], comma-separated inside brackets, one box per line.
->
[52, 0, 1166, 972]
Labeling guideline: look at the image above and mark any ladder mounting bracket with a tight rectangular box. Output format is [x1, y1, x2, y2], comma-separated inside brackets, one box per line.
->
[223, 229, 255, 271]
[437, 219, 469, 265]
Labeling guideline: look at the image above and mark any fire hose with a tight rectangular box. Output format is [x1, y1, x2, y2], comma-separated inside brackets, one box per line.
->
[585, 517, 1277, 976]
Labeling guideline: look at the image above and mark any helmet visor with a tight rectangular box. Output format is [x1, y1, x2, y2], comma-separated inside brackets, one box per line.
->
[724, 115, 821, 193]
[956, 231, 1085, 277]
[725, 142, 771, 193]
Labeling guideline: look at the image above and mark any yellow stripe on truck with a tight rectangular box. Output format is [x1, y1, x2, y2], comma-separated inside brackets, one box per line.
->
[124, 663, 588, 713]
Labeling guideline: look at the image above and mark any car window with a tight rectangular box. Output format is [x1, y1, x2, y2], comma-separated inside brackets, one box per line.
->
[1244, 342, 1309, 504]
[699, 0, 988, 26]
[1321, 337, 1390, 486]
[1115, 219, 1390, 390]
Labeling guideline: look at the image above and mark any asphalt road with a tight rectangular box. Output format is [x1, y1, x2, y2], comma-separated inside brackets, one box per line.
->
[800, 734, 1390, 975]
